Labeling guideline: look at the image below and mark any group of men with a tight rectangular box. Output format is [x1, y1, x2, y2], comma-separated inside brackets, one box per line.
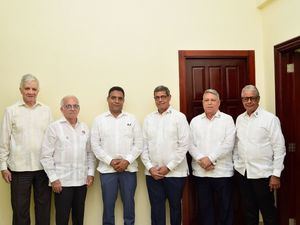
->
[190, 87, 285, 225]
[0, 74, 285, 225]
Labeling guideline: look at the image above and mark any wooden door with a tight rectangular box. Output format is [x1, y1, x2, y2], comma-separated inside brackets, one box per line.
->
[179, 50, 255, 225]
[275, 36, 300, 225]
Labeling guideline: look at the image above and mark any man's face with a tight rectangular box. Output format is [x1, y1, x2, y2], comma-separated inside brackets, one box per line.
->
[241, 90, 260, 115]
[60, 97, 80, 121]
[19, 80, 39, 105]
[107, 90, 124, 115]
[154, 91, 171, 113]
[202, 93, 220, 116]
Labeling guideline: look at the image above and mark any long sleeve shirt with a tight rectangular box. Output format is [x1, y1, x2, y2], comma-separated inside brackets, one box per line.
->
[0, 101, 52, 171]
[141, 107, 190, 177]
[90, 111, 143, 173]
[234, 107, 286, 178]
[189, 111, 236, 177]
[40, 117, 95, 186]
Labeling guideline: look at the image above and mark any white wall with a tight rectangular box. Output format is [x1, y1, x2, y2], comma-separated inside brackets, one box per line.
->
[259, 0, 300, 111]
[0, 1, 265, 224]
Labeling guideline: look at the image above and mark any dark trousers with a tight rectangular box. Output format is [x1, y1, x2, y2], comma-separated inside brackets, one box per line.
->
[10, 170, 51, 225]
[100, 172, 137, 225]
[195, 176, 233, 225]
[54, 185, 87, 225]
[237, 172, 279, 225]
[146, 176, 186, 225]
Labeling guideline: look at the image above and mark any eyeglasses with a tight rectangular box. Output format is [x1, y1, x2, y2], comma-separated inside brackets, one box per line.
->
[241, 96, 259, 102]
[154, 95, 169, 101]
[63, 104, 80, 110]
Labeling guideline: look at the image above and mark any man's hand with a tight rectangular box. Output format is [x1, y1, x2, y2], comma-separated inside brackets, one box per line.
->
[157, 166, 170, 176]
[1, 170, 12, 183]
[86, 176, 94, 187]
[269, 175, 281, 191]
[149, 167, 164, 180]
[110, 159, 129, 172]
[198, 157, 214, 171]
[110, 159, 121, 170]
[51, 179, 62, 193]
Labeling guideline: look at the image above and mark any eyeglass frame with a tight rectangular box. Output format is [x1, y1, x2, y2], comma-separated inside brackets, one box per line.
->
[63, 104, 80, 110]
[154, 95, 169, 101]
[241, 96, 260, 102]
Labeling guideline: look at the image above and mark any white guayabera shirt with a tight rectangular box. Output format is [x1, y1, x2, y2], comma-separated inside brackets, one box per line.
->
[91, 111, 143, 174]
[0, 101, 52, 171]
[40, 117, 95, 186]
[234, 107, 286, 179]
[141, 107, 190, 177]
[189, 111, 236, 178]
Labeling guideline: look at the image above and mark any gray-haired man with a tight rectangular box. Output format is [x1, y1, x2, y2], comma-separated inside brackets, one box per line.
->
[0, 74, 52, 225]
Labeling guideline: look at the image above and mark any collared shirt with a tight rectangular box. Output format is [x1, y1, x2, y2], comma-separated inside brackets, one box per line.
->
[141, 107, 190, 177]
[189, 111, 236, 177]
[91, 111, 143, 173]
[234, 107, 286, 178]
[40, 117, 95, 186]
[0, 101, 52, 171]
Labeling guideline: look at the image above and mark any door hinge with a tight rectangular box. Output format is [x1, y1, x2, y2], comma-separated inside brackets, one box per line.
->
[288, 143, 296, 153]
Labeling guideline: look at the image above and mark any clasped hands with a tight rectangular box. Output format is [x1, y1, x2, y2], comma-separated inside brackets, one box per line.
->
[149, 166, 170, 180]
[110, 159, 130, 172]
[198, 156, 215, 171]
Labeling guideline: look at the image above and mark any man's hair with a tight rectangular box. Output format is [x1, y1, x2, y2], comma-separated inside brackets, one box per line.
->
[60, 95, 79, 107]
[203, 89, 220, 100]
[153, 85, 170, 96]
[108, 86, 125, 97]
[20, 74, 39, 89]
[241, 85, 260, 97]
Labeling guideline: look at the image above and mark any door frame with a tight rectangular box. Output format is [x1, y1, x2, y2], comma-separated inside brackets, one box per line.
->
[274, 35, 300, 225]
[274, 36, 300, 114]
[178, 50, 256, 225]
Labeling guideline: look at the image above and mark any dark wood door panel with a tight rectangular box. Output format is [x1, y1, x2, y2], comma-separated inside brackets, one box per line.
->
[185, 57, 248, 121]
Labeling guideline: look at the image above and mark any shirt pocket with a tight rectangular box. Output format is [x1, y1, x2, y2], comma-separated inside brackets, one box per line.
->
[164, 123, 177, 139]
[57, 135, 73, 152]
[248, 125, 269, 143]
[212, 128, 226, 144]
[121, 124, 133, 138]
[11, 113, 25, 134]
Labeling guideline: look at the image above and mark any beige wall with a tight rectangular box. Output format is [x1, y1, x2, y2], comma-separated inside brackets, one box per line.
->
[0, 0, 290, 224]
[259, 0, 300, 111]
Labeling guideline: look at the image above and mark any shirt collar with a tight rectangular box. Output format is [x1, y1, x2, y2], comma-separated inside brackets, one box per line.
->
[242, 106, 261, 118]
[105, 111, 128, 118]
[60, 117, 80, 128]
[200, 110, 221, 120]
[17, 100, 42, 108]
[155, 106, 173, 115]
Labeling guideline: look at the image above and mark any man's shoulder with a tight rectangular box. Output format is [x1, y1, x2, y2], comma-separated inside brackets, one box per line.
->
[93, 112, 109, 121]
[236, 111, 246, 120]
[259, 108, 276, 117]
[144, 111, 157, 119]
[5, 101, 22, 111]
[219, 111, 234, 120]
[36, 102, 51, 112]
[169, 107, 187, 118]
[48, 118, 64, 128]
[190, 113, 204, 124]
